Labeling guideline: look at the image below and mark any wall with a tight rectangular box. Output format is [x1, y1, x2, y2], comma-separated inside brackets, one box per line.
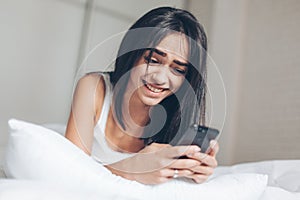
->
[0, 0, 86, 163]
[233, 0, 300, 163]
[188, 0, 300, 165]
[187, 0, 247, 165]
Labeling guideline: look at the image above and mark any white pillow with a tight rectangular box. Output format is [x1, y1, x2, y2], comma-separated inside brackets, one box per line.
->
[3, 119, 268, 200]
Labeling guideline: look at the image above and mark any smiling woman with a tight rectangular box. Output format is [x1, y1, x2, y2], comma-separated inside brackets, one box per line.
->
[65, 6, 219, 185]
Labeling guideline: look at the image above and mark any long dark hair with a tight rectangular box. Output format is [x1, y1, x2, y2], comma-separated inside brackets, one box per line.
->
[109, 7, 207, 144]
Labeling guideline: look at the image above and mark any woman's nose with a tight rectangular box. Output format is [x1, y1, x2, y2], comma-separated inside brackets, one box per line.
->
[148, 66, 169, 85]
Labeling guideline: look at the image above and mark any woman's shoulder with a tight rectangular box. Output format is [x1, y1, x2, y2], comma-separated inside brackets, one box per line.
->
[77, 72, 105, 86]
[75, 72, 107, 96]
[77, 72, 108, 123]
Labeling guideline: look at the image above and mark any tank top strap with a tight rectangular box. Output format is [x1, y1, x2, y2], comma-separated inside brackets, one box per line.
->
[97, 73, 112, 133]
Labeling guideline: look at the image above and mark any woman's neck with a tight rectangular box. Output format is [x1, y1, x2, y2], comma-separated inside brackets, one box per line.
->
[106, 109, 145, 153]
[121, 87, 151, 136]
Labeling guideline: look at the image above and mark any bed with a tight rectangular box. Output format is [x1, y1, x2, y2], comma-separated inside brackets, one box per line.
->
[0, 119, 299, 200]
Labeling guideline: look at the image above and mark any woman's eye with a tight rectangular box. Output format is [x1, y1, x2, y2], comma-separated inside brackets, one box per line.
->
[172, 68, 187, 75]
[149, 58, 159, 64]
[144, 56, 159, 64]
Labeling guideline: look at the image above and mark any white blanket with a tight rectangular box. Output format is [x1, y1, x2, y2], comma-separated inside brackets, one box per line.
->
[214, 160, 300, 200]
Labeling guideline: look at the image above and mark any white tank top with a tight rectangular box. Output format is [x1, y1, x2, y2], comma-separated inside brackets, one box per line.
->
[91, 73, 134, 165]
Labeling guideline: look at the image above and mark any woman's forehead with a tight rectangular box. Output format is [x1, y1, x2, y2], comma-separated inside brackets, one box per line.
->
[155, 33, 189, 62]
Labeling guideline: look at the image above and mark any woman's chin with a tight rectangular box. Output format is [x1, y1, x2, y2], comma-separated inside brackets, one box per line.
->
[138, 93, 167, 106]
[141, 98, 162, 106]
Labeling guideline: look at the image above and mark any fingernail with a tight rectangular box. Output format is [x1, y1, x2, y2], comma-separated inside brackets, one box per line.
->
[194, 147, 201, 152]
[210, 140, 216, 146]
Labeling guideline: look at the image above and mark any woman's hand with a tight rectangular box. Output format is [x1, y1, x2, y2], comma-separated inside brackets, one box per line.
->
[185, 140, 220, 183]
[105, 143, 203, 185]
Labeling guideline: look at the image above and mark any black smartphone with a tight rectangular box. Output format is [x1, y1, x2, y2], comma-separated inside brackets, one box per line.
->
[177, 124, 220, 154]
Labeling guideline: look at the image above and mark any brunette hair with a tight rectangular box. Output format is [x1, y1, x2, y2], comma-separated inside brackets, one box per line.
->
[109, 7, 207, 144]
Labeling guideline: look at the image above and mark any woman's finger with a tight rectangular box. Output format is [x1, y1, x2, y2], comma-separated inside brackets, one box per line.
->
[189, 165, 214, 175]
[169, 158, 201, 169]
[164, 145, 201, 158]
[207, 140, 219, 157]
[159, 168, 194, 178]
[187, 152, 218, 168]
[185, 173, 209, 184]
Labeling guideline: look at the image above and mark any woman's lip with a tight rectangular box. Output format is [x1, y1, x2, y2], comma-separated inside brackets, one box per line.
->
[145, 84, 164, 93]
[141, 79, 168, 97]
[143, 84, 165, 97]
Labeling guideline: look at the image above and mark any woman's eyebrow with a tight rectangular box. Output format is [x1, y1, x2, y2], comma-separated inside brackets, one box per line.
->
[153, 48, 189, 67]
[153, 48, 167, 57]
[173, 60, 189, 67]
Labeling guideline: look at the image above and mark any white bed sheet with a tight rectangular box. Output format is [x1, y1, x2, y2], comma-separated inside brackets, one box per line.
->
[260, 186, 300, 200]
[212, 160, 300, 200]
[1, 160, 299, 200]
[214, 160, 300, 192]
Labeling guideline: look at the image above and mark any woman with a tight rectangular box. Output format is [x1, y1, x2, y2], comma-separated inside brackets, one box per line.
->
[65, 6, 219, 185]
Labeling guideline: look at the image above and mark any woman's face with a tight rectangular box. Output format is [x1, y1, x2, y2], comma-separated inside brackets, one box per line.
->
[128, 33, 189, 106]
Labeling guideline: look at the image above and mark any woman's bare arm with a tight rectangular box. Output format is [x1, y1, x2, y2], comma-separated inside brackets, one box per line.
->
[65, 73, 105, 155]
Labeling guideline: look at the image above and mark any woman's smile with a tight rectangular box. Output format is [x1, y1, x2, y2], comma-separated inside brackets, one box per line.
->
[142, 79, 167, 94]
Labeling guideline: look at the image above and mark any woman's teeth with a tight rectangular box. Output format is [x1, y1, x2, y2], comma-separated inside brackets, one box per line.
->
[145, 83, 163, 93]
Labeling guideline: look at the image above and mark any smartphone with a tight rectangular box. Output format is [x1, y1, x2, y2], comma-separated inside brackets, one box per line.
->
[176, 124, 220, 154]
